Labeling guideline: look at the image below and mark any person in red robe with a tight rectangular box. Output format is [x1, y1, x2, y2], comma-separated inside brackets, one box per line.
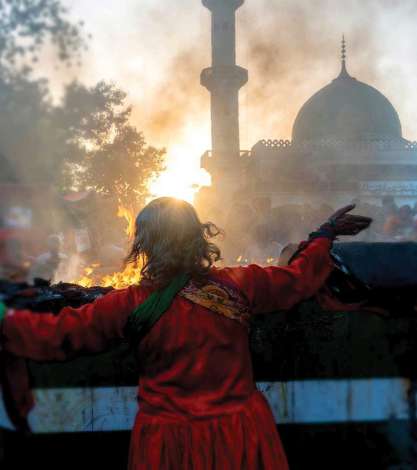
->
[0, 198, 371, 469]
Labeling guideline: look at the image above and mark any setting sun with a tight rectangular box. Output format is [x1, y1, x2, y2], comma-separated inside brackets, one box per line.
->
[148, 122, 212, 203]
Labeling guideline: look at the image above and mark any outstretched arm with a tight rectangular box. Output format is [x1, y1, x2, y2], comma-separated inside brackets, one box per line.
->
[223, 237, 334, 313]
[0, 286, 139, 361]
[222, 204, 372, 314]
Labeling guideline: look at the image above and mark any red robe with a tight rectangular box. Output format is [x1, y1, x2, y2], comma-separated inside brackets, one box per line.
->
[1, 237, 333, 469]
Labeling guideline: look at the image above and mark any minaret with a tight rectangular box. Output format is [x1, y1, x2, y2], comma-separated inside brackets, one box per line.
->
[201, 0, 248, 178]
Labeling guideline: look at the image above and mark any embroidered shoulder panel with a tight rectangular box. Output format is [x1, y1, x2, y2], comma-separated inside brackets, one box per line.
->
[179, 279, 250, 328]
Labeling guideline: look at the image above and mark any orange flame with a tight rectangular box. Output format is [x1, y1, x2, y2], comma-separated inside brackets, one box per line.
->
[100, 260, 142, 289]
[75, 206, 140, 288]
[117, 204, 135, 240]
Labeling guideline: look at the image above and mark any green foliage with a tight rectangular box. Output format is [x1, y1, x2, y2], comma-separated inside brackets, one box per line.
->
[0, 0, 86, 73]
[0, 77, 165, 207]
[57, 81, 166, 207]
[0, 75, 58, 182]
[0, 0, 86, 183]
[0, 1, 165, 208]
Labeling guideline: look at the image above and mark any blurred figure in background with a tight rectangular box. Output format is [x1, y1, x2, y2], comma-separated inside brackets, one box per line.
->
[383, 204, 414, 240]
[381, 196, 399, 238]
[0, 237, 27, 281]
[278, 243, 299, 266]
[397, 205, 414, 239]
[27, 234, 67, 283]
[245, 223, 283, 264]
[223, 202, 254, 264]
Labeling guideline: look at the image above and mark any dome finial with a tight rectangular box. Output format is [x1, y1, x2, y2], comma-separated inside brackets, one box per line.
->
[338, 34, 350, 78]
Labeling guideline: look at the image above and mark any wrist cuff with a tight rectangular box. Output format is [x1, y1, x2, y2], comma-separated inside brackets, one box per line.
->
[309, 223, 337, 241]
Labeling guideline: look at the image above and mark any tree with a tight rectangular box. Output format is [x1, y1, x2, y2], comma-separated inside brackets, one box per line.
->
[0, 0, 85, 74]
[0, 1, 165, 209]
[0, 75, 59, 183]
[0, 77, 165, 208]
[56, 81, 165, 208]
[0, 0, 86, 183]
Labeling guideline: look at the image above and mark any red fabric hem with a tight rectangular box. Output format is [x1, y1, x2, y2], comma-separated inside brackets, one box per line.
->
[128, 391, 289, 470]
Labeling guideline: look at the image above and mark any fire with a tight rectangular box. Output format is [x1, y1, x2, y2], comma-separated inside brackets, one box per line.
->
[235, 255, 279, 266]
[117, 205, 135, 240]
[74, 122, 212, 288]
[76, 261, 143, 289]
[77, 273, 94, 288]
[75, 205, 141, 289]
[100, 260, 142, 289]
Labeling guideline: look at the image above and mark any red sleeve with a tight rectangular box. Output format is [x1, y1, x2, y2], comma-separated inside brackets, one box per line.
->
[1, 286, 141, 361]
[220, 237, 334, 314]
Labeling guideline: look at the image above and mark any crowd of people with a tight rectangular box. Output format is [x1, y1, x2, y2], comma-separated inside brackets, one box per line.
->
[222, 196, 417, 266]
[376, 196, 417, 240]
[2, 196, 417, 282]
[0, 199, 127, 284]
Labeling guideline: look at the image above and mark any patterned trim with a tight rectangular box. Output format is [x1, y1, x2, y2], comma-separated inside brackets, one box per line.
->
[179, 279, 250, 328]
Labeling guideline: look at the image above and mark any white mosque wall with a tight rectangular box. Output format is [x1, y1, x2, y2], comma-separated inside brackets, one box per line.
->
[255, 187, 417, 211]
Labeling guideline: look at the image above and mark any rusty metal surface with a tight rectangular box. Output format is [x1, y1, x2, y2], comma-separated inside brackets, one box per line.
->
[0, 378, 413, 433]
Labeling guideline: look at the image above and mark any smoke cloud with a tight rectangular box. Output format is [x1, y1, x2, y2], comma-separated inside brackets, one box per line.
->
[53, 0, 417, 155]
[238, 0, 417, 146]
[3, 0, 417, 271]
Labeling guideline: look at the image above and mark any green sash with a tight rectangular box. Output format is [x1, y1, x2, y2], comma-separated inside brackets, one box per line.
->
[0, 275, 190, 345]
[124, 273, 190, 344]
[0, 301, 6, 326]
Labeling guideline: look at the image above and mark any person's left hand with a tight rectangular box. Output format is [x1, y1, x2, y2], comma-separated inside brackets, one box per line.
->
[327, 204, 372, 237]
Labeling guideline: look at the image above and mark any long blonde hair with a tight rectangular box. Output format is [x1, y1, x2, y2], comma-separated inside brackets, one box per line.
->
[125, 197, 222, 287]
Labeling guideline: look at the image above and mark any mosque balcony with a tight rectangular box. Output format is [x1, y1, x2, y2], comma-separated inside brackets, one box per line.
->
[200, 149, 251, 174]
[253, 139, 293, 150]
[202, 0, 244, 12]
[200, 65, 248, 91]
[251, 139, 294, 160]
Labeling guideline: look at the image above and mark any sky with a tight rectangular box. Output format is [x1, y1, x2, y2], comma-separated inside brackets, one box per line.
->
[41, 0, 417, 200]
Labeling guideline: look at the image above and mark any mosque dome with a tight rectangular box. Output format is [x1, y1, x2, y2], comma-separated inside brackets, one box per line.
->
[292, 42, 402, 143]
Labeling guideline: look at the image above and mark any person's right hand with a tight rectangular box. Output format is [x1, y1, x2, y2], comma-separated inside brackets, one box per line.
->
[327, 204, 372, 237]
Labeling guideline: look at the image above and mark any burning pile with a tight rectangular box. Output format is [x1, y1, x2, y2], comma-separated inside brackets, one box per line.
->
[0, 279, 112, 313]
[76, 205, 142, 289]
[76, 260, 142, 289]
[0, 206, 142, 310]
